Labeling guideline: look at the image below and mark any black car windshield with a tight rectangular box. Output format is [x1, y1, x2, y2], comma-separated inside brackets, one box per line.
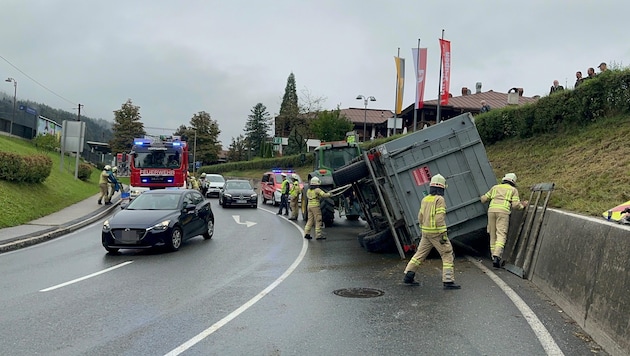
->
[127, 193, 180, 210]
[226, 181, 251, 190]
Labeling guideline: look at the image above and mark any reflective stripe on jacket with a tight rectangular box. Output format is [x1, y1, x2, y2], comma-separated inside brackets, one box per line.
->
[289, 183, 300, 197]
[419, 195, 447, 234]
[482, 183, 521, 214]
[307, 188, 331, 207]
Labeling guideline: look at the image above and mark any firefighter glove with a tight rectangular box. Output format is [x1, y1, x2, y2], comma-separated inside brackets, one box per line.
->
[439, 233, 448, 244]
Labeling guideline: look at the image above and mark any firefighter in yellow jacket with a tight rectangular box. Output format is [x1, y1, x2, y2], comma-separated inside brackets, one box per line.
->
[480, 173, 528, 268]
[403, 174, 461, 289]
[288, 173, 301, 220]
[304, 177, 332, 240]
[97, 165, 111, 205]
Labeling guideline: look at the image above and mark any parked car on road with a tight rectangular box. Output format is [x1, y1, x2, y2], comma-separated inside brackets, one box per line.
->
[101, 189, 214, 253]
[219, 179, 258, 208]
[204, 174, 226, 198]
[260, 170, 304, 206]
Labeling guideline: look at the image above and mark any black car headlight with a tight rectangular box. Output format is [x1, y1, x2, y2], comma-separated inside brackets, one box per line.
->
[102, 220, 111, 232]
[149, 220, 170, 232]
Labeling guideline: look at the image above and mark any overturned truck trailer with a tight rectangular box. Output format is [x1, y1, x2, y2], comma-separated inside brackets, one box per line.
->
[332, 112, 497, 258]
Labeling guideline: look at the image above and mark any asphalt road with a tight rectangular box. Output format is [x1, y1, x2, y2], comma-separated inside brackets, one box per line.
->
[0, 199, 606, 355]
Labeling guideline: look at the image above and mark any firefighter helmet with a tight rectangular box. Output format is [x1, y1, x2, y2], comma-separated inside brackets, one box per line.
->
[281, 173, 287, 177]
[291, 173, 299, 181]
[310, 177, 321, 186]
[502, 173, 517, 184]
[429, 174, 447, 188]
[200, 173, 206, 178]
[112, 166, 118, 172]
[104, 165, 111, 171]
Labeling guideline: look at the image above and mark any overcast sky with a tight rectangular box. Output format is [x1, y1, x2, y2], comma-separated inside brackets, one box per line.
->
[2, 0, 628, 146]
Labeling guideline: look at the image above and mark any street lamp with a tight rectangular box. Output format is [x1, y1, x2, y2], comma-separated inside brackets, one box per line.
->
[356, 94, 376, 142]
[5, 77, 17, 136]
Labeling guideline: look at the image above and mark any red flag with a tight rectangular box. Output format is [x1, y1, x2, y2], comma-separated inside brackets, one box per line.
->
[412, 48, 428, 109]
[439, 39, 451, 105]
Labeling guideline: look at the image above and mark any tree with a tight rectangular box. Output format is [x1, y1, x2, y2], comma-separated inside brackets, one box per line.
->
[109, 99, 146, 153]
[276, 72, 300, 139]
[310, 107, 354, 142]
[177, 111, 222, 165]
[227, 135, 248, 162]
[244, 103, 271, 157]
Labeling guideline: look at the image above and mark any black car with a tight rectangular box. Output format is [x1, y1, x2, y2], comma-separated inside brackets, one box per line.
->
[102, 189, 214, 253]
[219, 179, 258, 208]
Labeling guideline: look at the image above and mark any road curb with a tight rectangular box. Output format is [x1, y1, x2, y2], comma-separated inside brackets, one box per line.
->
[0, 201, 120, 254]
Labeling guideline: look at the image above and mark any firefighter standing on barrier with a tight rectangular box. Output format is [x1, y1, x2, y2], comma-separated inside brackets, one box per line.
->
[403, 174, 461, 290]
[288, 173, 301, 220]
[480, 173, 528, 268]
[303, 177, 332, 240]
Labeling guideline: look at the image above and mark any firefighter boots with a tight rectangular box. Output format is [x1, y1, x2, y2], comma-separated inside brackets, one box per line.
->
[443, 282, 462, 290]
[304, 234, 312, 240]
[492, 256, 501, 268]
[403, 271, 420, 286]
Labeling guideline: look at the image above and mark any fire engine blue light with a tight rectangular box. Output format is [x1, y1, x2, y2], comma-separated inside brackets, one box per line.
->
[172, 142, 181, 146]
[141, 178, 148, 183]
[167, 178, 173, 183]
[134, 141, 144, 145]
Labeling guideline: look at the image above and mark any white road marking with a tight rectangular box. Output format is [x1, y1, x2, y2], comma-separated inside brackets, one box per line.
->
[231, 215, 257, 227]
[165, 210, 307, 356]
[39, 261, 134, 292]
[467, 256, 564, 356]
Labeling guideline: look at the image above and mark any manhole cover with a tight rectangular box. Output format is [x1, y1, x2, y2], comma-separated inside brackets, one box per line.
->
[333, 288, 384, 298]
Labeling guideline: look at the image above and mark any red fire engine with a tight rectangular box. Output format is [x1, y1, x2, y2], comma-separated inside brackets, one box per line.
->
[129, 135, 189, 192]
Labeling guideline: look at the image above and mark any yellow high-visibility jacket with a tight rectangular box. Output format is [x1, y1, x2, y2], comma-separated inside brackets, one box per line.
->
[419, 194, 447, 234]
[306, 188, 331, 207]
[481, 183, 524, 214]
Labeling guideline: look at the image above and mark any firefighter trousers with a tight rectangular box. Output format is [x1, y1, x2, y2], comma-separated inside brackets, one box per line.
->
[487, 211, 510, 259]
[304, 206, 323, 238]
[98, 183, 109, 203]
[404, 233, 455, 283]
[289, 195, 299, 219]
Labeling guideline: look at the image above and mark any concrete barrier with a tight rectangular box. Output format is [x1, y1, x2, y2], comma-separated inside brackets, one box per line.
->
[507, 209, 629, 356]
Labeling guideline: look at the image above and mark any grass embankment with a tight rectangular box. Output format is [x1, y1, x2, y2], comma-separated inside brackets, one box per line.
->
[1, 113, 628, 228]
[0, 136, 125, 228]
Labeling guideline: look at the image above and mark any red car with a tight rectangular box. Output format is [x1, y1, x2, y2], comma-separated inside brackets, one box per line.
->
[260, 170, 304, 206]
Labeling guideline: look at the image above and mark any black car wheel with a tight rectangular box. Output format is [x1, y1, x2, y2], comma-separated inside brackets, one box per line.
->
[168, 227, 183, 251]
[203, 219, 214, 240]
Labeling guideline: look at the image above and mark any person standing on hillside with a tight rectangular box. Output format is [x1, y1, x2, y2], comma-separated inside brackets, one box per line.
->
[549, 80, 564, 94]
[97, 165, 111, 205]
[575, 71, 584, 88]
[586, 67, 596, 79]
[303, 177, 332, 240]
[480, 173, 528, 268]
[277, 173, 290, 216]
[288, 173, 301, 220]
[480, 100, 491, 113]
[403, 174, 461, 289]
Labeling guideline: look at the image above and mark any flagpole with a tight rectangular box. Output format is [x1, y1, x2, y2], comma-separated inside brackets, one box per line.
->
[413, 38, 420, 132]
[394, 47, 400, 136]
[436, 29, 444, 123]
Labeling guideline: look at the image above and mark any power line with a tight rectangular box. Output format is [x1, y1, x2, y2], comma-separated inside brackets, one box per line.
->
[0, 54, 76, 105]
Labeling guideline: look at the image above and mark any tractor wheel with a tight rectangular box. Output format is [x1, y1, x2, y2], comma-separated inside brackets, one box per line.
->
[321, 197, 335, 227]
[332, 159, 369, 186]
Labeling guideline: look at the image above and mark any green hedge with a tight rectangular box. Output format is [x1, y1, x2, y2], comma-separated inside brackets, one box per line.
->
[199, 152, 315, 174]
[476, 69, 630, 144]
[0, 152, 53, 183]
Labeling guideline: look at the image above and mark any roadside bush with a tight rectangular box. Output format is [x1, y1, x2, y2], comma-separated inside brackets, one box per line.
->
[0, 152, 52, 183]
[32, 134, 61, 152]
[477, 68, 630, 145]
[78, 163, 93, 181]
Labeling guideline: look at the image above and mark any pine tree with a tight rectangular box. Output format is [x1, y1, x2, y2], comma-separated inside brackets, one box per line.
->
[188, 111, 222, 165]
[244, 103, 271, 157]
[109, 99, 146, 154]
[277, 73, 299, 138]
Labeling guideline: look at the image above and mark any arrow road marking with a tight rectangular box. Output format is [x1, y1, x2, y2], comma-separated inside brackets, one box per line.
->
[232, 215, 257, 227]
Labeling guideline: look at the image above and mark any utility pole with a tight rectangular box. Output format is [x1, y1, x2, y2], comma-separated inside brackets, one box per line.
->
[77, 103, 83, 121]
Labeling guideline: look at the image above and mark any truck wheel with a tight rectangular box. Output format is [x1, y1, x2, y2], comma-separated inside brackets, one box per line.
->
[357, 229, 374, 248]
[346, 215, 360, 221]
[332, 159, 369, 186]
[321, 198, 335, 227]
[363, 229, 395, 253]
